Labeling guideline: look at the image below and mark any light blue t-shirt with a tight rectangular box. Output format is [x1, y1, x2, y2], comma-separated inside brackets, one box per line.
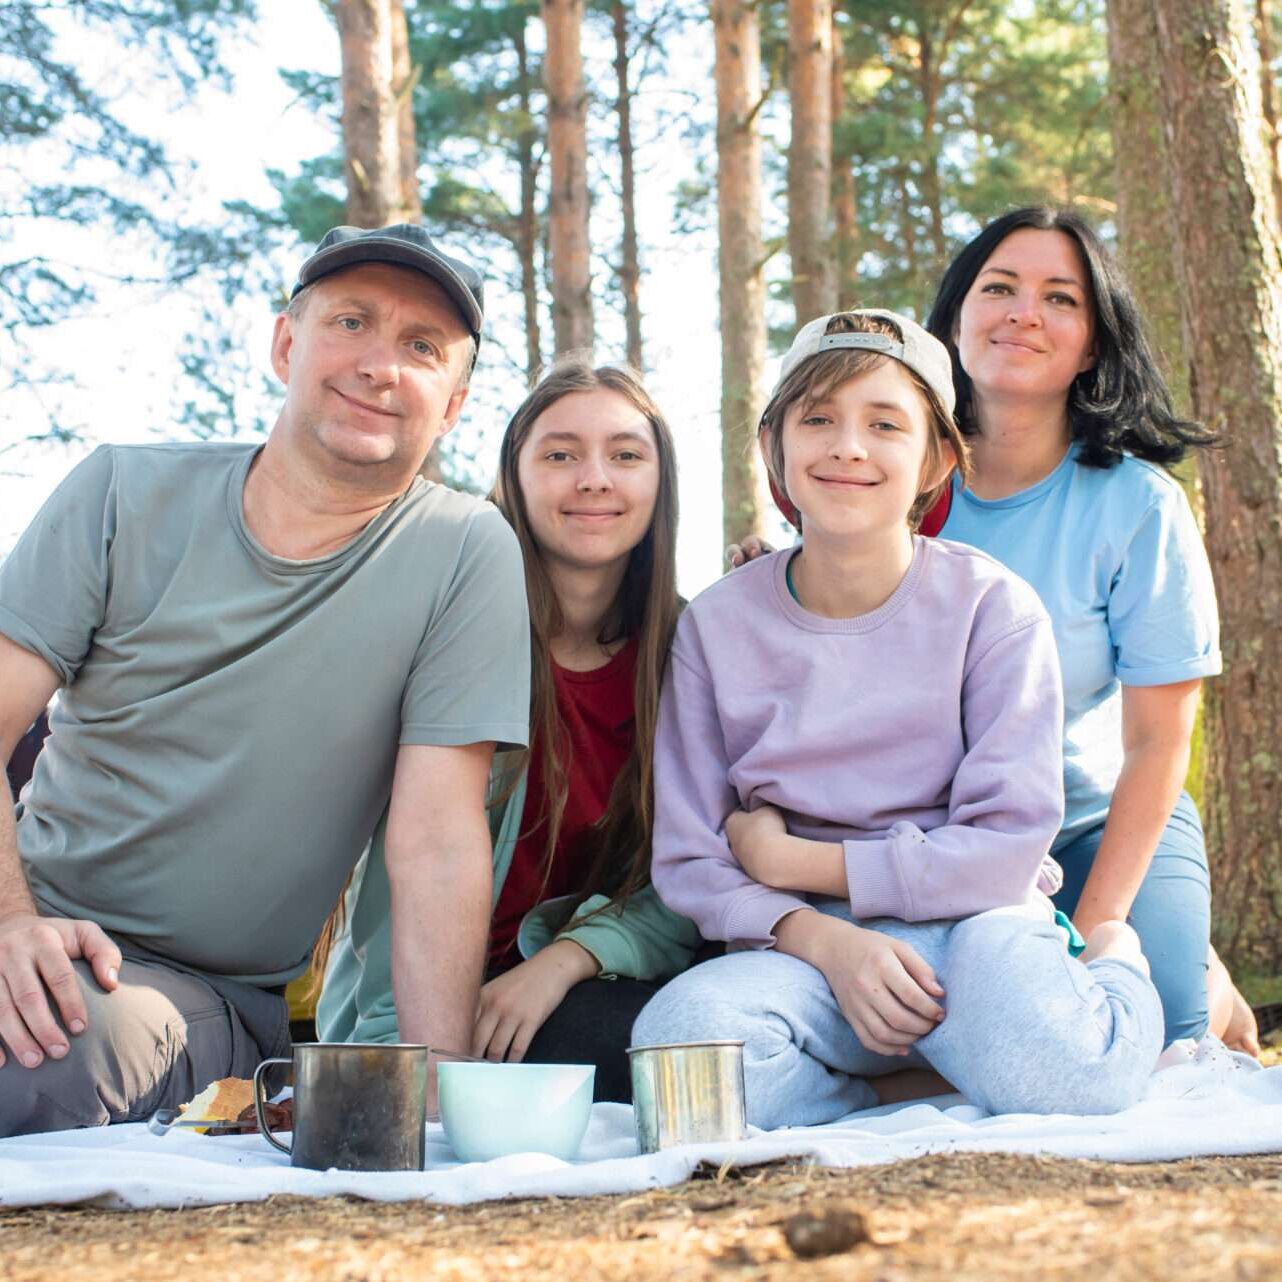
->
[940, 444, 1221, 848]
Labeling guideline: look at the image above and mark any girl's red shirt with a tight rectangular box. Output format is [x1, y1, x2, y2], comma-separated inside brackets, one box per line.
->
[487, 637, 639, 971]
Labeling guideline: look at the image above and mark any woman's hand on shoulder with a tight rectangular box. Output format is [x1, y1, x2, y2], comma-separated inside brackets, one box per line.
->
[472, 939, 600, 1063]
[724, 535, 776, 571]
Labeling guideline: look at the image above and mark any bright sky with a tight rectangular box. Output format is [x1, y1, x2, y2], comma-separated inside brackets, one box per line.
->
[0, 2, 792, 596]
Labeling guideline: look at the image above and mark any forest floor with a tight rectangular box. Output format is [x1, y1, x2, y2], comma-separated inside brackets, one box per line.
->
[5, 1046, 1280, 1282]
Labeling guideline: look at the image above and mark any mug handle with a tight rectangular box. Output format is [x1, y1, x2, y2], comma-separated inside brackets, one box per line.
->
[253, 1057, 292, 1156]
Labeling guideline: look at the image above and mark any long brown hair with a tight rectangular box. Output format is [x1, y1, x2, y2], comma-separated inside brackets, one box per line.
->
[491, 359, 681, 911]
[306, 359, 680, 996]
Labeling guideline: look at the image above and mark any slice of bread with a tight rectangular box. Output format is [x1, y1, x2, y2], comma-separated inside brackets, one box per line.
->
[178, 1077, 256, 1132]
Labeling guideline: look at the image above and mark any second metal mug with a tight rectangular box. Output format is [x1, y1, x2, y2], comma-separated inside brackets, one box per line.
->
[627, 1039, 748, 1153]
[253, 1042, 428, 1172]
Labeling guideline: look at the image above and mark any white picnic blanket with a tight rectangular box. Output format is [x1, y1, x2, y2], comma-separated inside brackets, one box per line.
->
[1, 1038, 1278, 1210]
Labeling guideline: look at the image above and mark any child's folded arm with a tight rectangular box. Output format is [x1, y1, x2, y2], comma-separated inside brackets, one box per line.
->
[844, 614, 1066, 921]
[724, 809, 848, 896]
[651, 642, 810, 946]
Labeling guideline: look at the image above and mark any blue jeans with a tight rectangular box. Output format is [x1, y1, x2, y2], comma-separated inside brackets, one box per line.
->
[632, 904, 1164, 1130]
[1052, 790, 1210, 1045]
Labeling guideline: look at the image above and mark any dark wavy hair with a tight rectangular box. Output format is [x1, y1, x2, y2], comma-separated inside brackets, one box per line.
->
[925, 206, 1216, 469]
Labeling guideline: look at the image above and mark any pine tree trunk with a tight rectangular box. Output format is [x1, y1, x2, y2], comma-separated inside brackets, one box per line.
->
[384, 0, 441, 482]
[1106, 0, 1199, 803]
[516, 20, 543, 385]
[831, 13, 858, 308]
[390, 0, 421, 224]
[1256, 0, 1282, 221]
[337, 0, 403, 228]
[1152, 0, 1282, 971]
[1105, 0, 1189, 415]
[614, 0, 643, 371]
[787, 0, 836, 323]
[916, 23, 948, 276]
[543, 0, 594, 355]
[713, 0, 770, 548]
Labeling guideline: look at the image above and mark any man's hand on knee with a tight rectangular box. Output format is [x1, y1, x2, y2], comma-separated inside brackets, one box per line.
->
[0, 913, 121, 1069]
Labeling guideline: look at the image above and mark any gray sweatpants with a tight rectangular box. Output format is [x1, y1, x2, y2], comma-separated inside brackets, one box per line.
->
[0, 937, 290, 1137]
[632, 904, 1164, 1129]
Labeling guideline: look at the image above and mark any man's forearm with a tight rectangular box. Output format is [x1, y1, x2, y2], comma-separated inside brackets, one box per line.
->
[0, 638, 60, 923]
[0, 775, 37, 921]
[387, 817, 492, 1050]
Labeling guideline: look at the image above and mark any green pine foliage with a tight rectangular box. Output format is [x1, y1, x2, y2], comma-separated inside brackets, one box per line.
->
[1, 0, 268, 440]
[272, 1, 544, 305]
[736, 0, 1116, 337]
[824, 0, 1113, 319]
[1, 0, 1236, 451]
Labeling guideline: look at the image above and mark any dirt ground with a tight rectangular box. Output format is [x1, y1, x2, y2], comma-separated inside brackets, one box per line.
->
[5, 1047, 1281, 1282]
[4, 1151, 1282, 1282]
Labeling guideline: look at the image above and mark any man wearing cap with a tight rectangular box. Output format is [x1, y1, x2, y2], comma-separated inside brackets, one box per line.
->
[0, 226, 530, 1134]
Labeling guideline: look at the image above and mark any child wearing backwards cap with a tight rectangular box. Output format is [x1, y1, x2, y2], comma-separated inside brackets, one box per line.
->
[632, 311, 1165, 1128]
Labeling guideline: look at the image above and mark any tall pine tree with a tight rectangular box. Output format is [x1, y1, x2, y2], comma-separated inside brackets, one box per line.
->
[1152, 0, 1282, 973]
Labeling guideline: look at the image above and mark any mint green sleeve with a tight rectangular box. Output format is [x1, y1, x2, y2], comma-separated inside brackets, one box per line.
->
[555, 886, 701, 982]
[314, 834, 402, 1045]
[318, 760, 525, 1046]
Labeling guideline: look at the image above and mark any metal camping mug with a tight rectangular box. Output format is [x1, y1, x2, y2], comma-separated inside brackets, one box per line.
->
[253, 1042, 429, 1172]
[627, 1040, 748, 1153]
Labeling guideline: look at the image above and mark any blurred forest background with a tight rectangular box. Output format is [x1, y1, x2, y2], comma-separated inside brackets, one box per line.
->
[4, 0, 1282, 977]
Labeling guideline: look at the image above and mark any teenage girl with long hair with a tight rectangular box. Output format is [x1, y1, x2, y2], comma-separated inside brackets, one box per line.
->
[317, 361, 698, 1100]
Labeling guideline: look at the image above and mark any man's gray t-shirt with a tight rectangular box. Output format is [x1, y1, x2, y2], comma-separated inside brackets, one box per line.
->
[0, 443, 530, 986]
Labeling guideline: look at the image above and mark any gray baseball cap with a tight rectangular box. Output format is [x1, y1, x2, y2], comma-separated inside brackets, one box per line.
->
[292, 224, 484, 341]
[773, 309, 955, 415]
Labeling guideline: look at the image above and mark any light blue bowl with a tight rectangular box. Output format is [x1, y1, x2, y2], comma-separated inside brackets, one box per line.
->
[437, 1061, 595, 1163]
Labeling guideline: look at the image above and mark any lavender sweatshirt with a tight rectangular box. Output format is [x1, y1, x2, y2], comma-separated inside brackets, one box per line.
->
[652, 538, 1066, 945]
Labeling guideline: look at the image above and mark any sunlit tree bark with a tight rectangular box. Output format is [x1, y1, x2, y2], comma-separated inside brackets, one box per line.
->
[712, 0, 770, 547]
[1106, 0, 1189, 413]
[788, 0, 836, 323]
[831, 12, 859, 308]
[543, 0, 594, 355]
[1256, 0, 1282, 221]
[338, 0, 405, 227]
[515, 18, 544, 384]
[391, 0, 421, 224]
[614, 0, 644, 370]
[1152, 0, 1282, 971]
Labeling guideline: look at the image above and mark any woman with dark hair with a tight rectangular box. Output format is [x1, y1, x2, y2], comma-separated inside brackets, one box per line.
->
[315, 360, 698, 1101]
[923, 206, 1251, 1051]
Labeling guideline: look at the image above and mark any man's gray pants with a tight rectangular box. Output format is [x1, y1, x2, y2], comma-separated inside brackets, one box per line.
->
[0, 938, 290, 1137]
